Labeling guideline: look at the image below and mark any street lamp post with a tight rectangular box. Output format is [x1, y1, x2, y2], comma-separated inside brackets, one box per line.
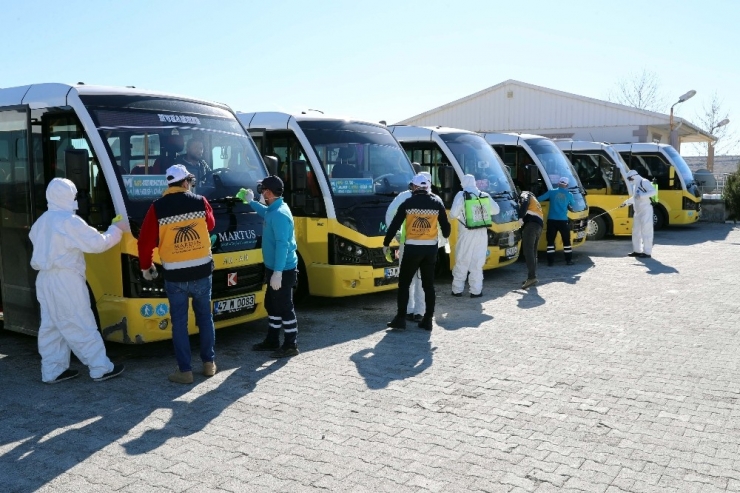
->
[707, 118, 730, 173]
[669, 89, 697, 150]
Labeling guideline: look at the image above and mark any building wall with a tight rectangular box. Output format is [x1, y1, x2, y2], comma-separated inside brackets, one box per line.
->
[398, 82, 667, 132]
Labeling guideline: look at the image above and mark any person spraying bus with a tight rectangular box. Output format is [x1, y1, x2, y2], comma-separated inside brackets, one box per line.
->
[29, 178, 126, 384]
[621, 169, 657, 258]
[450, 174, 499, 297]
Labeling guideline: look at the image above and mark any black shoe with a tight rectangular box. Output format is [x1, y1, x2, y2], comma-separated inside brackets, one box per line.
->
[387, 316, 406, 330]
[566, 260, 574, 265]
[47, 369, 79, 384]
[270, 347, 299, 358]
[638, 253, 651, 258]
[253, 340, 280, 351]
[451, 291, 463, 297]
[412, 314, 424, 323]
[627, 252, 641, 257]
[418, 316, 433, 331]
[405, 313, 415, 321]
[94, 364, 125, 382]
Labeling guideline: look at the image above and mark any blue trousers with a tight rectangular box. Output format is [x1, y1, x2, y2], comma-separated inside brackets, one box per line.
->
[165, 275, 216, 372]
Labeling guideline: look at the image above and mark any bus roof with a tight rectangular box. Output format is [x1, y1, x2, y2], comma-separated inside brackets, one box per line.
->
[554, 140, 613, 152]
[0, 82, 231, 111]
[237, 111, 390, 131]
[480, 132, 546, 145]
[387, 124, 479, 142]
[611, 143, 672, 153]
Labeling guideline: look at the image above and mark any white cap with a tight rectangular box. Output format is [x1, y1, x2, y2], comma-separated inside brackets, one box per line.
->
[166, 164, 194, 184]
[558, 177, 569, 186]
[412, 174, 430, 189]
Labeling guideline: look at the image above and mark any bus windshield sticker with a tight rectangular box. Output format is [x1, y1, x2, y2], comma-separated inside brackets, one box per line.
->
[330, 178, 374, 195]
[158, 114, 201, 125]
[123, 175, 168, 200]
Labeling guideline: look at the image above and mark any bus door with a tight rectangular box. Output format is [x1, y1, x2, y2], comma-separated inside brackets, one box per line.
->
[402, 142, 459, 208]
[491, 145, 542, 195]
[0, 106, 40, 334]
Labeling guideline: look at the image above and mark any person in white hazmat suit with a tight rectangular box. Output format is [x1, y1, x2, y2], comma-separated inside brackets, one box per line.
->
[29, 178, 126, 383]
[621, 169, 657, 258]
[385, 171, 438, 322]
[450, 174, 499, 297]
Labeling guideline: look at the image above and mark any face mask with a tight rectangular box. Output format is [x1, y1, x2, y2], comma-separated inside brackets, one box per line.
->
[259, 195, 266, 205]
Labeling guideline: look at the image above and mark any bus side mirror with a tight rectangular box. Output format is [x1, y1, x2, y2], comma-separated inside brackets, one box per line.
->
[439, 166, 456, 205]
[669, 166, 675, 188]
[290, 160, 308, 208]
[65, 149, 90, 218]
[412, 162, 422, 173]
[263, 155, 278, 176]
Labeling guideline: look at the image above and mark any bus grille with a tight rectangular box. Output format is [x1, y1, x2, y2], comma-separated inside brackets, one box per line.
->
[212, 263, 265, 298]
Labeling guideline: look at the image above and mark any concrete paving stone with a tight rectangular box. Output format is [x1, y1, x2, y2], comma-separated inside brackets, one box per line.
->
[4, 224, 740, 491]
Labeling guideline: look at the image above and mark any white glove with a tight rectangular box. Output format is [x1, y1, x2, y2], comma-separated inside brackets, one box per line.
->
[245, 189, 254, 203]
[621, 197, 634, 208]
[518, 219, 524, 228]
[141, 266, 158, 281]
[270, 271, 282, 290]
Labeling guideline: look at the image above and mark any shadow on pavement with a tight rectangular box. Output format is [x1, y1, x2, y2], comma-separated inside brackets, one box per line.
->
[516, 286, 546, 309]
[636, 256, 679, 275]
[350, 328, 434, 390]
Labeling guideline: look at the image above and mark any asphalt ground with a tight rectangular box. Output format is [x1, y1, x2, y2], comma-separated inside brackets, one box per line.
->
[1, 223, 739, 492]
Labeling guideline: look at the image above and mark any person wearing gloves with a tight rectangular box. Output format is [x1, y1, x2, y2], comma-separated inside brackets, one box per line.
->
[450, 174, 500, 298]
[138, 164, 217, 384]
[621, 169, 657, 258]
[237, 176, 300, 358]
[385, 169, 433, 321]
[383, 174, 450, 331]
[29, 178, 126, 384]
[537, 177, 576, 266]
[517, 191, 544, 289]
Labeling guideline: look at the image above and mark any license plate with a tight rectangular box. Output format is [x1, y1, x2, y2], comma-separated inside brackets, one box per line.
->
[576, 230, 586, 239]
[213, 294, 255, 314]
[385, 267, 399, 278]
[505, 246, 518, 257]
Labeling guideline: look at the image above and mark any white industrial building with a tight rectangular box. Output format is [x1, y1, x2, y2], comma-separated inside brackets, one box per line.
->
[396, 79, 715, 151]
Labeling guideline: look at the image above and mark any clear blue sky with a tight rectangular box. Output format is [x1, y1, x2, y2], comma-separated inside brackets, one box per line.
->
[2, 0, 738, 154]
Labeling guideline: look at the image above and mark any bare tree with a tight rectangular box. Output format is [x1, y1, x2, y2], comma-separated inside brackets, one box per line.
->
[690, 92, 738, 156]
[608, 69, 667, 113]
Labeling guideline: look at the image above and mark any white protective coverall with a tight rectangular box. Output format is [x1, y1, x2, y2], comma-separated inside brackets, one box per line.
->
[450, 175, 500, 296]
[623, 171, 657, 255]
[29, 178, 123, 382]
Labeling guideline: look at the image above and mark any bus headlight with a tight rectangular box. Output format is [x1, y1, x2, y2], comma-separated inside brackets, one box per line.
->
[329, 234, 371, 265]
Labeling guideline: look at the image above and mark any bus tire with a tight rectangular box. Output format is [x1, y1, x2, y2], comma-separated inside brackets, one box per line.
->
[293, 255, 309, 303]
[653, 204, 666, 230]
[586, 213, 607, 241]
[435, 247, 450, 278]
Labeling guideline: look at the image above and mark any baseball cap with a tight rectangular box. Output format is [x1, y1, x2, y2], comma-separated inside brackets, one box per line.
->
[558, 177, 569, 186]
[166, 164, 194, 185]
[411, 174, 430, 190]
[260, 175, 284, 195]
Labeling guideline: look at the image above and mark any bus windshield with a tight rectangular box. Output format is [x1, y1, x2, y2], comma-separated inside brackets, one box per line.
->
[298, 120, 415, 197]
[662, 146, 695, 186]
[525, 138, 581, 190]
[82, 95, 267, 225]
[439, 133, 515, 195]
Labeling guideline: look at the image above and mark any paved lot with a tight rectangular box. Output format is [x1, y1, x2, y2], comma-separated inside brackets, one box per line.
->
[1, 223, 739, 493]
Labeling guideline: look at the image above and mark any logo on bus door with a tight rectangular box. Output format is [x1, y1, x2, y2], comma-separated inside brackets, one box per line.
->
[227, 273, 237, 286]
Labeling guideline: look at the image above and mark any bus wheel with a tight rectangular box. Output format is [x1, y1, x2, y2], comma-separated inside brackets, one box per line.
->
[293, 256, 309, 303]
[435, 248, 450, 278]
[587, 214, 607, 241]
[653, 205, 666, 230]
